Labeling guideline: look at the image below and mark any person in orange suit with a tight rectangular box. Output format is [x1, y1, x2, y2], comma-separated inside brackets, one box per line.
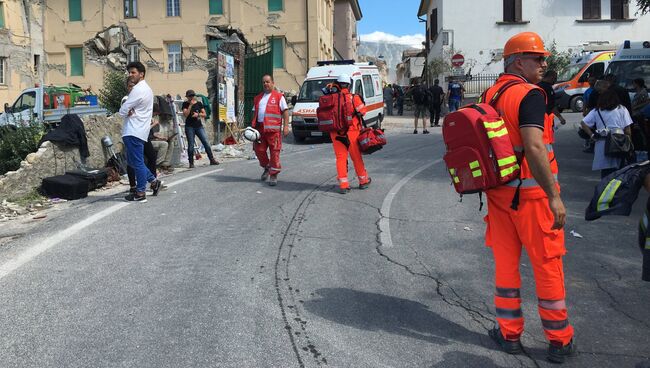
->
[482, 32, 576, 364]
[328, 74, 371, 194]
[251, 74, 290, 186]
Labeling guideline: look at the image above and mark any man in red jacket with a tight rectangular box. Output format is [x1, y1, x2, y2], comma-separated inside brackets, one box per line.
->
[251, 74, 290, 186]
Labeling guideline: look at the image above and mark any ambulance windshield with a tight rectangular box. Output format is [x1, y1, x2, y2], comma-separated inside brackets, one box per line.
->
[298, 79, 337, 102]
[606, 60, 650, 91]
[558, 63, 586, 83]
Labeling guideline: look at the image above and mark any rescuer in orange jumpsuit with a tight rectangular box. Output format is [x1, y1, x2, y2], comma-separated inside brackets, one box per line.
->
[483, 32, 576, 364]
[329, 74, 371, 194]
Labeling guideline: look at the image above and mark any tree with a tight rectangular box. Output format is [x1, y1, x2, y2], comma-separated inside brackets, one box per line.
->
[98, 69, 127, 114]
[545, 41, 572, 76]
[637, 0, 650, 15]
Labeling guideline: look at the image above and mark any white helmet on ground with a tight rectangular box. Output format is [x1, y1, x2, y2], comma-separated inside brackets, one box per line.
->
[243, 126, 261, 142]
[337, 74, 351, 85]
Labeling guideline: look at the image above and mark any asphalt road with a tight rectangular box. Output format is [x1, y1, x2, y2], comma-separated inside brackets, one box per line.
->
[0, 113, 648, 368]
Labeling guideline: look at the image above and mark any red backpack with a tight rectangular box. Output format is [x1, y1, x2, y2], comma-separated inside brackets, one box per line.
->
[442, 81, 523, 196]
[317, 91, 351, 133]
[358, 127, 386, 154]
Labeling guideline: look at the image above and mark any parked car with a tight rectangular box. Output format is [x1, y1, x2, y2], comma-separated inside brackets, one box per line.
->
[0, 85, 107, 127]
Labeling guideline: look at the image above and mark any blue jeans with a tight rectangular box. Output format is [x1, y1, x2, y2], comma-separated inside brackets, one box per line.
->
[185, 126, 215, 163]
[448, 99, 461, 112]
[123, 135, 156, 193]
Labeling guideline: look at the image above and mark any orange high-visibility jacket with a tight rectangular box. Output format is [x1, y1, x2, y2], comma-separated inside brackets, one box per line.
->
[252, 90, 284, 131]
[483, 74, 559, 199]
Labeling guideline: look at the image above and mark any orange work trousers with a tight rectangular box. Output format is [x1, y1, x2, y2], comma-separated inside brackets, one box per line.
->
[484, 188, 574, 345]
[254, 132, 282, 175]
[330, 130, 369, 189]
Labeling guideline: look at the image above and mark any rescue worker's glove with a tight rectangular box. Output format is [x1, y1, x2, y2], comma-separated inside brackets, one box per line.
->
[335, 134, 350, 149]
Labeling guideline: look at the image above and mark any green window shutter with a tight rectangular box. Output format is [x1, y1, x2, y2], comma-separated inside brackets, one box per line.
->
[69, 0, 81, 21]
[0, 2, 5, 28]
[209, 0, 223, 14]
[70, 47, 84, 76]
[268, 0, 282, 12]
[271, 38, 284, 68]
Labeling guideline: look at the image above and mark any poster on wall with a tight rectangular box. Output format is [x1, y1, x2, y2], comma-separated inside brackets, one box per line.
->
[217, 51, 237, 123]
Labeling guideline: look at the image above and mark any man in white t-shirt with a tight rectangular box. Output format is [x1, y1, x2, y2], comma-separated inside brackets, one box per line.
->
[119, 61, 161, 202]
[251, 74, 289, 186]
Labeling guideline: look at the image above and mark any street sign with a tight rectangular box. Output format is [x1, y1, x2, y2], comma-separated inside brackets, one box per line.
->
[451, 53, 465, 67]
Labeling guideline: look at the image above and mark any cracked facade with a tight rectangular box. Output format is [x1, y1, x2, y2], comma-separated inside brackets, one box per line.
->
[0, 0, 44, 107]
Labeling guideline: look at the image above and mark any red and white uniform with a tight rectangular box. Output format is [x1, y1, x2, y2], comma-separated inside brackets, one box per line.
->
[252, 90, 287, 175]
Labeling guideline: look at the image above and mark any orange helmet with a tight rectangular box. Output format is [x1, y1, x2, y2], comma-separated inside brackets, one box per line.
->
[503, 32, 550, 57]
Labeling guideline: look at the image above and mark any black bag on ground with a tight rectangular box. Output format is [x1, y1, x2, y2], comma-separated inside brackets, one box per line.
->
[66, 168, 108, 191]
[41, 174, 89, 200]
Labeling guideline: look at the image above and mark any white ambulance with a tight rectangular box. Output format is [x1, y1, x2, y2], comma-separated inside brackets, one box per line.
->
[291, 60, 385, 142]
[605, 40, 650, 98]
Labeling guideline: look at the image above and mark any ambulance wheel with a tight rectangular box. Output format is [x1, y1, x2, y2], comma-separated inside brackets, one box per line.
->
[379, 113, 384, 123]
[293, 134, 306, 143]
[570, 96, 584, 113]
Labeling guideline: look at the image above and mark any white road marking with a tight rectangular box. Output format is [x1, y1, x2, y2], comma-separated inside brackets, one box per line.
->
[379, 159, 443, 248]
[0, 168, 224, 281]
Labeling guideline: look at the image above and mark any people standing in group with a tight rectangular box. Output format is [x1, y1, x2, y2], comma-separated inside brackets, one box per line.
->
[447, 77, 465, 112]
[182, 90, 219, 169]
[393, 84, 404, 116]
[383, 83, 394, 116]
[632, 78, 650, 118]
[251, 74, 290, 186]
[428, 79, 446, 127]
[325, 74, 371, 194]
[582, 76, 598, 117]
[119, 61, 162, 203]
[483, 32, 576, 364]
[410, 83, 430, 134]
[580, 89, 634, 178]
[537, 70, 567, 143]
[605, 74, 632, 113]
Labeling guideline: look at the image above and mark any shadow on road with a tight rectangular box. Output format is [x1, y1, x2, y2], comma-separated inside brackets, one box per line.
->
[429, 351, 505, 368]
[304, 288, 489, 348]
[213, 174, 337, 193]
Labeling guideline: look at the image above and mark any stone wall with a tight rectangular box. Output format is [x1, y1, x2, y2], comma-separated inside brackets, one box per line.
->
[0, 115, 124, 200]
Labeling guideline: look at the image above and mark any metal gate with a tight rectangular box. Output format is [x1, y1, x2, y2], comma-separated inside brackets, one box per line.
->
[244, 41, 273, 125]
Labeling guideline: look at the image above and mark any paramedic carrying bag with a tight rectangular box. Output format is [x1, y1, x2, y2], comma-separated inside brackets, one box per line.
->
[442, 80, 523, 195]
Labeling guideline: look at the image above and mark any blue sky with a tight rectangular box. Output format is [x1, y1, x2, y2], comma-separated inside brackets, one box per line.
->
[357, 0, 425, 47]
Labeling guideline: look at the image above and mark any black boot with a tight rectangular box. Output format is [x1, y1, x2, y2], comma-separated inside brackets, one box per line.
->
[547, 339, 577, 364]
[488, 326, 523, 354]
[188, 155, 194, 169]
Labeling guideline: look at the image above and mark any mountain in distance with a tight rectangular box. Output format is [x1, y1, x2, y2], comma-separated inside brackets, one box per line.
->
[358, 41, 423, 83]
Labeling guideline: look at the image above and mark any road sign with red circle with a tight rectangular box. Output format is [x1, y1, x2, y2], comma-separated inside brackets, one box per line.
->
[451, 53, 465, 67]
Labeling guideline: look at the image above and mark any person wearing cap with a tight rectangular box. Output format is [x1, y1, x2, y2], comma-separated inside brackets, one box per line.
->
[182, 89, 219, 168]
[481, 32, 576, 363]
[324, 74, 371, 194]
[251, 74, 290, 186]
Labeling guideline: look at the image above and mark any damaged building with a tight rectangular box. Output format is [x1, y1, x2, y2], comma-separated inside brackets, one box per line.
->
[2, 0, 363, 108]
[0, 0, 44, 107]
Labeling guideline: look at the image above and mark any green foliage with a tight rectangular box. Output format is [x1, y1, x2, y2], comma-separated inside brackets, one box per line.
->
[546, 41, 572, 77]
[424, 58, 451, 83]
[0, 124, 45, 175]
[637, 0, 650, 15]
[98, 69, 127, 114]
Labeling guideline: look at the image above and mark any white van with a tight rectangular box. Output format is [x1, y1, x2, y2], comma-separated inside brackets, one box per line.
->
[605, 40, 650, 98]
[291, 60, 384, 142]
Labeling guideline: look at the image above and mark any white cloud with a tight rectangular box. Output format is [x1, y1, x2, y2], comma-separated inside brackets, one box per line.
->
[359, 31, 425, 48]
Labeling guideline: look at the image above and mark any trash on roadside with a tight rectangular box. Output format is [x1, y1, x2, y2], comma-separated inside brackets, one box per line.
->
[463, 226, 472, 231]
[570, 230, 583, 239]
[213, 143, 225, 152]
[32, 215, 47, 220]
[256, 191, 262, 194]
[222, 146, 244, 158]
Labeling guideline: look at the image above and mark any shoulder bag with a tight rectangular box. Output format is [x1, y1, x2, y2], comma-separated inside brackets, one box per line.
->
[597, 109, 633, 158]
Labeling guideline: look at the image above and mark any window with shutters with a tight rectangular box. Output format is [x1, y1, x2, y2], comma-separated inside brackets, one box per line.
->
[270, 37, 284, 68]
[128, 44, 140, 63]
[124, 0, 137, 18]
[69, 0, 81, 21]
[268, 0, 283, 12]
[0, 2, 5, 28]
[209, 0, 223, 14]
[167, 43, 182, 72]
[582, 0, 601, 19]
[69, 47, 84, 76]
[430, 8, 438, 42]
[167, 0, 180, 17]
[503, 0, 522, 22]
[611, 0, 629, 19]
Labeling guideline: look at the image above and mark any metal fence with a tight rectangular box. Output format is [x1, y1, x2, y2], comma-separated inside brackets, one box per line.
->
[461, 74, 499, 96]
